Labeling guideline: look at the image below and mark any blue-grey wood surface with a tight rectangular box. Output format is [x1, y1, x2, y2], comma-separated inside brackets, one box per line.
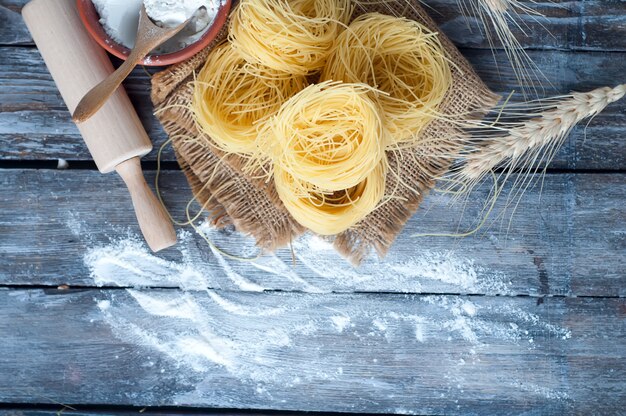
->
[0, 0, 625, 415]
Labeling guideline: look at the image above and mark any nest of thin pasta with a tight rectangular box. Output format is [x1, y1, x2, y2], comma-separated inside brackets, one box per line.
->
[189, 6, 453, 236]
[192, 43, 307, 155]
[229, 0, 353, 75]
[322, 13, 452, 146]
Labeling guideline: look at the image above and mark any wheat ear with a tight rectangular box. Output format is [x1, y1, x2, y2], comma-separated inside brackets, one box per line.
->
[458, 84, 626, 184]
[431, 84, 624, 236]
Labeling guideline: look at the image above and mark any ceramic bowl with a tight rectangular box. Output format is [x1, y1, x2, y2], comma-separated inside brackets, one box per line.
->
[76, 0, 231, 66]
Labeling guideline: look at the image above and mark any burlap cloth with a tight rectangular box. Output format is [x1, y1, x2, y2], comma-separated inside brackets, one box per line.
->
[151, 1, 499, 264]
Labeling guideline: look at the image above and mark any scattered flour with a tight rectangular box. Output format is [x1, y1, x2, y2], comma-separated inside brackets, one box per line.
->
[66, 212, 84, 237]
[92, 285, 573, 405]
[372, 319, 387, 331]
[330, 315, 351, 333]
[74, 215, 573, 406]
[91, 0, 223, 53]
[291, 234, 512, 294]
[386, 312, 428, 342]
[98, 290, 295, 379]
[206, 243, 265, 292]
[82, 220, 511, 295]
[84, 232, 211, 290]
[509, 381, 570, 400]
[96, 299, 111, 310]
[422, 296, 571, 346]
[128, 289, 199, 320]
[56, 158, 69, 169]
[206, 289, 285, 317]
[393, 409, 416, 415]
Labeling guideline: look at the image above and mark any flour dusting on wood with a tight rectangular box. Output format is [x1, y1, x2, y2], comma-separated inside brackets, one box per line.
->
[93, 288, 572, 405]
[79, 219, 573, 406]
[83, 220, 512, 294]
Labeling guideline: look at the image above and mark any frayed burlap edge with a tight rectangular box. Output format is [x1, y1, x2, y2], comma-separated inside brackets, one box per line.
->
[151, 0, 499, 263]
[157, 84, 306, 250]
[333, 1, 500, 263]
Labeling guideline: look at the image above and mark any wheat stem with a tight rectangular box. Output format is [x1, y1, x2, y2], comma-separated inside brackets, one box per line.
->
[463, 0, 548, 96]
[483, 0, 509, 13]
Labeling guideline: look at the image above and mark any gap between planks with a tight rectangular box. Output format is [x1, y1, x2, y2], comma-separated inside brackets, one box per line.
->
[1, 169, 624, 297]
[0, 286, 624, 301]
[2, 0, 626, 52]
[0, 404, 352, 416]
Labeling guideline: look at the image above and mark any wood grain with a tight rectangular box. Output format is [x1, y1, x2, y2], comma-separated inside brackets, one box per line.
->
[0, 169, 624, 297]
[0, 411, 292, 416]
[0, 289, 623, 415]
[2, 0, 625, 51]
[432, 0, 626, 52]
[1, 0, 624, 413]
[0, 3, 31, 45]
[0, 411, 294, 416]
[1, 47, 625, 169]
[0, 47, 168, 161]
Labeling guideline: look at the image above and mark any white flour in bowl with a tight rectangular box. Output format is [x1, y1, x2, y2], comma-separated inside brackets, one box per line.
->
[91, 0, 223, 54]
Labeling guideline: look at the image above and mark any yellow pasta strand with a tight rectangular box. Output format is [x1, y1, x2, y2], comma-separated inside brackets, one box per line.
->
[229, 0, 353, 75]
[321, 13, 451, 146]
[258, 81, 387, 191]
[192, 42, 307, 154]
[274, 161, 387, 235]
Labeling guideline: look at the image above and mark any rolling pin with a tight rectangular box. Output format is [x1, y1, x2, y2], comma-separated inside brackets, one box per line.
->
[22, 0, 176, 252]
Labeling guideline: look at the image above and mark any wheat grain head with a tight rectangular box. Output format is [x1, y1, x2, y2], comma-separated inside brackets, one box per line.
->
[429, 84, 624, 236]
[458, 84, 626, 184]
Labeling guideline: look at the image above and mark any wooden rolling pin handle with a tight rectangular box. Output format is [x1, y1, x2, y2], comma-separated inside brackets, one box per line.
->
[115, 157, 176, 252]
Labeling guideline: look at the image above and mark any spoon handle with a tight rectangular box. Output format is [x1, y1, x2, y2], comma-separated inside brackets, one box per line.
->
[72, 42, 151, 124]
[72, 6, 190, 124]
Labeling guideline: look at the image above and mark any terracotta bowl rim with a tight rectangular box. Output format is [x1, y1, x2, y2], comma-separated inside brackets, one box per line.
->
[76, 0, 231, 66]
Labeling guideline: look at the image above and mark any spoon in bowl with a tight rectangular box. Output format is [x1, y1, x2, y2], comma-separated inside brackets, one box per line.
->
[73, 4, 204, 123]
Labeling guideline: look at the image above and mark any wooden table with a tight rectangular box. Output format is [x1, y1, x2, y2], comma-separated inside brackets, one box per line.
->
[1, 1, 625, 415]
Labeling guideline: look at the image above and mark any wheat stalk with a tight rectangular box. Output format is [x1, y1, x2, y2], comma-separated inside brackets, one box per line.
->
[458, 84, 626, 183]
[483, 0, 509, 13]
[456, 0, 547, 96]
[374, 0, 544, 94]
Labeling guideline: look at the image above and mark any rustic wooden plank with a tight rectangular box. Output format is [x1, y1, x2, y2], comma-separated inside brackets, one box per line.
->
[0, 409, 305, 416]
[0, 289, 623, 415]
[1, 47, 625, 170]
[2, 0, 625, 51]
[0, 46, 167, 161]
[0, 169, 624, 296]
[0, 4, 31, 46]
[431, 0, 626, 52]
